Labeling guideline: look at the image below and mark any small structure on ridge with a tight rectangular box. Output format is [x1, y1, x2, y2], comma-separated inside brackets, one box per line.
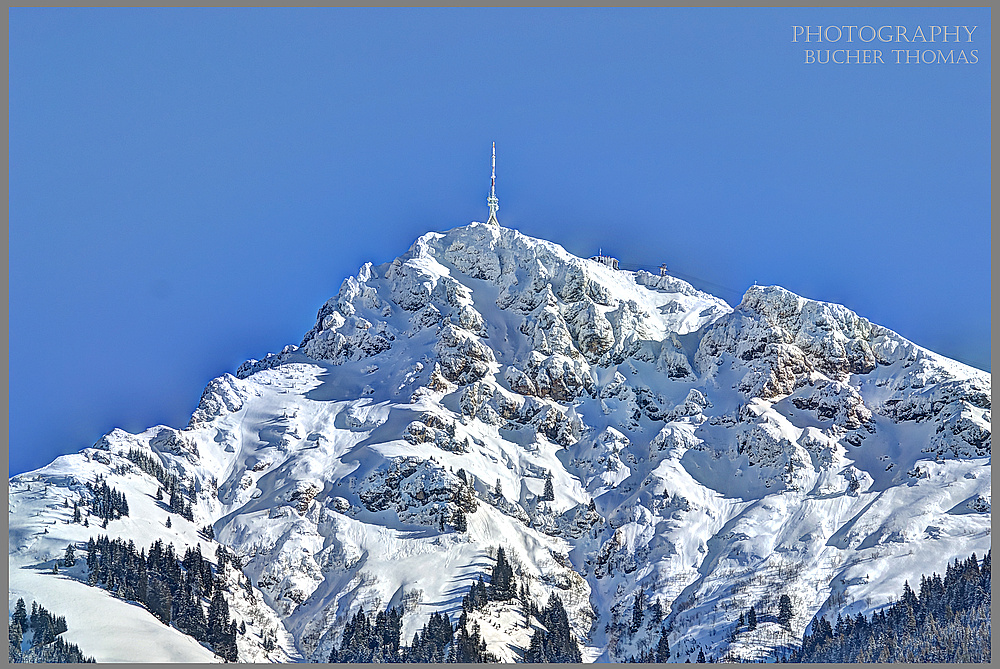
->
[486, 142, 499, 226]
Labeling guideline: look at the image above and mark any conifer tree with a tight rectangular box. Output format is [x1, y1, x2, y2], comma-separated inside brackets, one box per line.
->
[147, 576, 172, 624]
[11, 600, 93, 662]
[523, 593, 581, 662]
[489, 547, 516, 601]
[656, 627, 670, 662]
[9, 618, 23, 663]
[651, 597, 664, 625]
[262, 628, 277, 652]
[207, 591, 230, 647]
[222, 621, 239, 661]
[175, 582, 209, 642]
[778, 594, 793, 628]
[452, 507, 467, 532]
[542, 472, 555, 501]
[630, 590, 644, 634]
[520, 583, 532, 628]
[13, 598, 28, 632]
[86, 477, 129, 522]
[793, 550, 991, 662]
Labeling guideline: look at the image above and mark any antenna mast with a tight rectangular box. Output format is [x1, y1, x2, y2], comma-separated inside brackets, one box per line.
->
[486, 142, 499, 226]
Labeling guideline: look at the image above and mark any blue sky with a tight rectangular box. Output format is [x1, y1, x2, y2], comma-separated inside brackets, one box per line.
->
[9, 8, 991, 476]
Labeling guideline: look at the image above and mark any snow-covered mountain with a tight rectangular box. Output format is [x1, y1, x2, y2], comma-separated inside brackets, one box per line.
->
[9, 222, 990, 662]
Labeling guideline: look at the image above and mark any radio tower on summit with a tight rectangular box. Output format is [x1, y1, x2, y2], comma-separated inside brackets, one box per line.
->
[486, 142, 499, 226]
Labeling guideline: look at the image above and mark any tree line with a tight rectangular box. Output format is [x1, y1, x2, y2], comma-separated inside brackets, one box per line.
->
[622, 589, 670, 663]
[791, 551, 991, 662]
[330, 546, 582, 663]
[8, 599, 95, 663]
[125, 447, 195, 521]
[78, 475, 129, 526]
[81, 534, 247, 661]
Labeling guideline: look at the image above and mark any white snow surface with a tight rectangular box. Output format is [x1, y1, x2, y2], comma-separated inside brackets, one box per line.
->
[9, 222, 990, 662]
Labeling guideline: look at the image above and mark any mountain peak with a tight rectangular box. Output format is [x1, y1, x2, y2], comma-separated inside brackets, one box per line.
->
[9, 221, 990, 662]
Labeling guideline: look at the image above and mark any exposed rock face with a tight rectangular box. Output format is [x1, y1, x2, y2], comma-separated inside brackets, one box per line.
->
[190, 373, 255, 426]
[9, 223, 990, 664]
[696, 285, 879, 398]
[790, 379, 873, 430]
[434, 324, 495, 385]
[288, 480, 323, 513]
[356, 457, 476, 528]
[403, 413, 469, 452]
[693, 285, 987, 461]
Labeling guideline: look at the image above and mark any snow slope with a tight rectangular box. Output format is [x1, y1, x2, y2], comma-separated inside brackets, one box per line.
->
[9, 222, 990, 662]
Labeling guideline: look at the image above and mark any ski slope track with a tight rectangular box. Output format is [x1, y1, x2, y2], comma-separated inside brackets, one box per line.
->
[9, 222, 991, 662]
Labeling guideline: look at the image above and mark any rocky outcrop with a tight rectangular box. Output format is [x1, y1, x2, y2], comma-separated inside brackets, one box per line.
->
[789, 379, 873, 430]
[402, 413, 470, 452]
[190, 373, 255, 426]
[355, 457, 477, 529]
[695, 286, 879, 398]
[434, 324, 495, 385]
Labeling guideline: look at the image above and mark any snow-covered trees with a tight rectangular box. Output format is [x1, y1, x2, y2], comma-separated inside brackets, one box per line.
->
[541, 471, 555, 502]
[452, 507, 467, 532]
[793, 551, 991, 662]
[85, 476, 129, 522]
[655, 627, 671, 662]
[461, 576, 489, 613]
[523, 593, 582, 662]
[488, 547, 517, 601]
[408, 610, 455, 662]
[460, 546, 516, 613]
[62, 544, 76, 568]
[168, 482, 194, 522]
[8, 599, 92, 663]
[650, 598, 664, 626]
[125, 447, 168, 484]
[450, 611, 497, 662]
[124, 448, 193, 521]
[331, 605, 489, 663]
[81, 534, 243, 661]
[777, 593, 793, 629]
[207, 592, 238, 661]
[147, 577, 172, 624]
[629, 590, 644, 634]
[328, 548, 527, 663]
[175, 582, 209, 643]
[331, 606, 377, 662]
